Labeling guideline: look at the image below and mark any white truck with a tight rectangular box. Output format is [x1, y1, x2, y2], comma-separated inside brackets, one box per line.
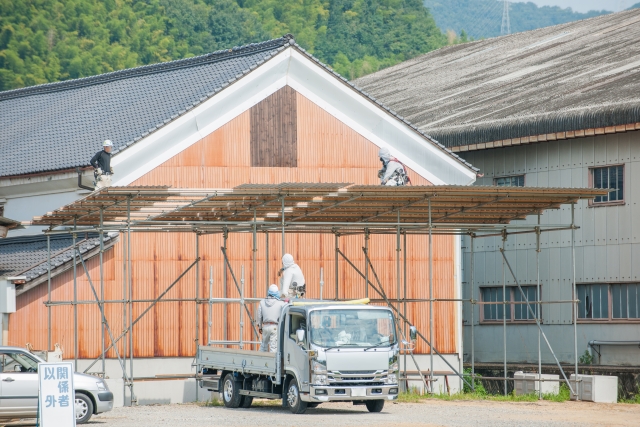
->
[198, 303, 405, 414]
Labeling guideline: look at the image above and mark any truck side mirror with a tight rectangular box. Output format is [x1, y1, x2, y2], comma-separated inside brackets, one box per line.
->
[296, 329, 306, 345]
[409, 326, 417, 342]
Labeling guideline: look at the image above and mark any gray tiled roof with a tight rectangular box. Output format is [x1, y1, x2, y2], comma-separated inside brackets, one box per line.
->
[355, 9, 640, 148]
[0, 233, 116, 281]
[0, 37, 291, 177]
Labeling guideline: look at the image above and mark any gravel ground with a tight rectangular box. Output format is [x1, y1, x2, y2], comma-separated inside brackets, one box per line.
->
[83, 399, 640, 427]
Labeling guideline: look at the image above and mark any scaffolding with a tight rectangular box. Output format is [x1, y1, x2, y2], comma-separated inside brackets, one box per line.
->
[30, 183, 607, 403]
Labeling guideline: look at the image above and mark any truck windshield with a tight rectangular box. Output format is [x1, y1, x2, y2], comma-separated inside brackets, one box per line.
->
[309, 309, 396, 348]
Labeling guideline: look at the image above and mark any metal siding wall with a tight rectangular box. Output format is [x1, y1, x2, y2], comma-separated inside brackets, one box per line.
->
[459, 130, 640, 363]
[10, 87, 459, 358]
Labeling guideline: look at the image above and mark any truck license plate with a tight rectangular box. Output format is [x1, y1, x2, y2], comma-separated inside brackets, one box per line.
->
[351, 388, 366, 397]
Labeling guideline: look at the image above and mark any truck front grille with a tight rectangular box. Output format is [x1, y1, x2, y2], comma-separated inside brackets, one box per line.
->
[328, 370, 387, 384]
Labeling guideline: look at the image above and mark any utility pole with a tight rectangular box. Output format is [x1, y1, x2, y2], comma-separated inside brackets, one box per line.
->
[501, 0, 511, 35]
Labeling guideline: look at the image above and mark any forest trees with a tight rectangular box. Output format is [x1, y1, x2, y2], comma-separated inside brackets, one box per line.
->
[0, 0, 447, 90]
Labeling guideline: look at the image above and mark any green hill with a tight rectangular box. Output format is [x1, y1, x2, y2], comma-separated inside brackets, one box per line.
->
[424, 0, 610, 40]
[0, 0, 447, 90]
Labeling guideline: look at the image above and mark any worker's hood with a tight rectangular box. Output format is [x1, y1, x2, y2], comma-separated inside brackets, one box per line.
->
[378, 147, 391, 163]
[264, 297, 280, 307]
[282, 253, 295, 268]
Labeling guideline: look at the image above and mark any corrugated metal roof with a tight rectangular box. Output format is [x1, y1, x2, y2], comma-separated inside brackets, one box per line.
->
[355, 9, 640, 148]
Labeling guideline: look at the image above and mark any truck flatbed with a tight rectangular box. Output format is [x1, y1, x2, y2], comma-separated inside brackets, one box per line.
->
[198, 345, 277, 377]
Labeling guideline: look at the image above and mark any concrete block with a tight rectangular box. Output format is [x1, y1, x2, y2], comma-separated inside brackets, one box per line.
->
[514, 371, 559, 395]
[570, 374, 618, 403]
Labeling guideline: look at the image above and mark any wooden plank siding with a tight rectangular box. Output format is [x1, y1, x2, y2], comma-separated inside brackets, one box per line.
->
[250, 86, 297, 167]
[9, 87, 458, 358]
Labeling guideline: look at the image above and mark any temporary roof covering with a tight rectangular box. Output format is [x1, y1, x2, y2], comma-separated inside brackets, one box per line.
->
[32, 184, 607, 235]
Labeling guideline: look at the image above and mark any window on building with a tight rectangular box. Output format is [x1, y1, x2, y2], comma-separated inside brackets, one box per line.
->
[494, 175, 525, 187]
[578, 284, 608, 319]
[592, 165, 623, 203]
[481, 286, 539, 322]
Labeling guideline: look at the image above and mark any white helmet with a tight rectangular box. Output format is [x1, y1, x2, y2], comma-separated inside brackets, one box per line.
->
[103, 140, 113, 147]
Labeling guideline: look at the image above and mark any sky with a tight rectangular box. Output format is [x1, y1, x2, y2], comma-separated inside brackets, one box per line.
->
[517, 0, 637, 13]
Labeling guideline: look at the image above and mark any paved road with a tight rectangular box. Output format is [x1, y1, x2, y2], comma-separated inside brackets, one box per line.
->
[85, 399, 639, 427]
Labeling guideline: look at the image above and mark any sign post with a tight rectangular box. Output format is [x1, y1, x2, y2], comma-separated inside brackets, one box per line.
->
[38, 362, 76, 427]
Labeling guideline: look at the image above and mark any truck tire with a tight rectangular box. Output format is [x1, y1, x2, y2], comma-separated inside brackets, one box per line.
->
[240, 396, 253, 408]
[286, 378, 307, 414]
[75, 392, 94, 424]
[222, 373, 243, 408]
[365, 400, 385, 413]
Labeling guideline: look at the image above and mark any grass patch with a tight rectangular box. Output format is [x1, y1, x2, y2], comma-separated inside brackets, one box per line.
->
[200, 396, 224, 407]
[398, 383, 572, 403]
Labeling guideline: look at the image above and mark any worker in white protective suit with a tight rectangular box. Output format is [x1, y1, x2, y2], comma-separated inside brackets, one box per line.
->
[279, 253, 306, 299]
[378, 147, 410, 186]
[257, 284, 287, 352]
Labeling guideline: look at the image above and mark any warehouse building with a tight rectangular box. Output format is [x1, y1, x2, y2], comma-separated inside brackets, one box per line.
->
[357, 9, 640, 368]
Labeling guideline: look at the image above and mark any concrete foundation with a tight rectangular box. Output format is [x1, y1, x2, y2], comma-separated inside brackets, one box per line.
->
[400, 354, 463, 395]
[75, 357, 212, 407]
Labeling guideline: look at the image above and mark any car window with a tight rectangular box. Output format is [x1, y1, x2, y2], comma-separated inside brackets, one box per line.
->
[0, 352, 39, 373]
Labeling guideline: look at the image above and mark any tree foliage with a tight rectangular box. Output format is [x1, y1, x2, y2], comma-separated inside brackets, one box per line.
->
[0, 0, 448, 90]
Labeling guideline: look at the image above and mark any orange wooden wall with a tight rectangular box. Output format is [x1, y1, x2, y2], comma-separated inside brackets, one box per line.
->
[9, 88, 458, 358]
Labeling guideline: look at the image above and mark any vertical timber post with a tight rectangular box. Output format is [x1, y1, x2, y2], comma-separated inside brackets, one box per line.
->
[223, 230, 228, 347]
[403, 231, 407, 390]
[240, 265, 245, 350]
[396, 211, 401, 315]
[100, 207, 105, 377]
[73, 218, 78, 372]
[265, 231, 269, 292]
[281, 198, 285, 256]
[47, 234, 51, 351]
[335, 233, 339, 301]
[195, 232, 200, 402]
[536, 213, 542, 399]
[502, 230, 507, 396]
[127, 197, 134, 405]
[122, 224, 127, 403]
[208, 266, 213, 345]
[572, 203, 578, 397]
[428, 200, 434, 393]
[253, 209, 258, 348]
[364, 229, 369, 298]
[470, 233, 475, 392]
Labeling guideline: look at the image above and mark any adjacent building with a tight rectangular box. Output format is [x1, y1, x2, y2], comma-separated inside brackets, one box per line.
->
[358, 9, 640, 366]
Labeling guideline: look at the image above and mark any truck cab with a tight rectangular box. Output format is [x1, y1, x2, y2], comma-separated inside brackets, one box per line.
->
[198, 302, 400, 414]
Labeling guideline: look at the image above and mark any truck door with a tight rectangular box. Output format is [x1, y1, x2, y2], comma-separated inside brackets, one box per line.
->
[0, 351, 39, 418]
[284, 311, 310, 393]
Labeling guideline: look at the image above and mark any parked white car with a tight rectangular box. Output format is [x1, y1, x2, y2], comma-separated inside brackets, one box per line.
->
[0, 346, 113, 424]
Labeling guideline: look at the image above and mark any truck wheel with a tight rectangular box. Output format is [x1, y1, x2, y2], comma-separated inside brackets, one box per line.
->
[286, 378, 307, 414]
[240, 396, 253, 408]
[75, 392, 94, 424]
[365, 400, 385, 413]
[222, 374, 243, 408]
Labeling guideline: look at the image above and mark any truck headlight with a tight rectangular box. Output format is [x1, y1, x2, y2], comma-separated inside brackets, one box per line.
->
[312, 360, 327, 374]
[387, 361, 399, 384]
[312, 360, 328, 385]
[96, 380, 108, 391]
